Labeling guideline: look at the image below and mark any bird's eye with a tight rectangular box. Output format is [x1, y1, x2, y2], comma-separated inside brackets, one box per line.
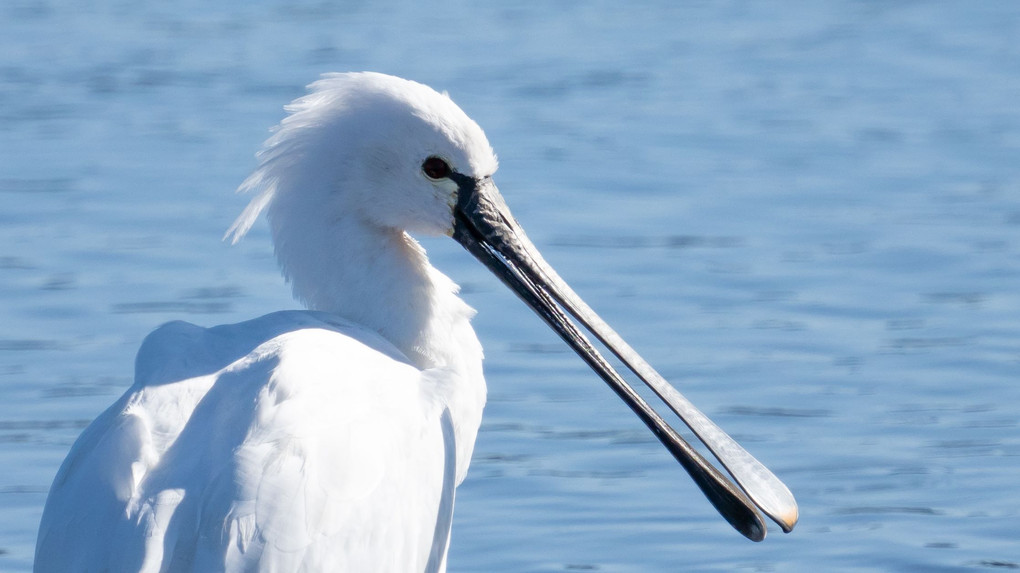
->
[422, 156, 452, 180]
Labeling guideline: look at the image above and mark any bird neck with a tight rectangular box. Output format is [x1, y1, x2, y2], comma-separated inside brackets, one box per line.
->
[271, 209, 478, 372]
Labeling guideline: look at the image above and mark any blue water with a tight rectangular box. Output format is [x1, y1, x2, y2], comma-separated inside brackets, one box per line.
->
[2, 1, 1019, 571]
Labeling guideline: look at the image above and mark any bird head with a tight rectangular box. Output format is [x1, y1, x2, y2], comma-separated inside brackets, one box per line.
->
[227, 72, 499, 242]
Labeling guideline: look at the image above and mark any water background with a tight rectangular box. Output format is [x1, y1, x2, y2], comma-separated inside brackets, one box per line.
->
[2, 1, 1019, 570]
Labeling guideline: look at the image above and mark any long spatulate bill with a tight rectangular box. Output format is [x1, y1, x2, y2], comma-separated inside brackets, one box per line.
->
[450, 173, 799, 538]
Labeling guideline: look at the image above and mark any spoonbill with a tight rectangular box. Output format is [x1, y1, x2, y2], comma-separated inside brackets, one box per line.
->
[35, 72, 797, 572]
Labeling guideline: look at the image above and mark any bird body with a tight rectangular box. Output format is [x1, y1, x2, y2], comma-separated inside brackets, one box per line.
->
[36, 72, 797, 572]
[38, 310, 476, 572]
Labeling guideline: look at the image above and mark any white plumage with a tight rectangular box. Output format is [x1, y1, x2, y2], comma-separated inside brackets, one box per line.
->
[36, 72, 796, 573]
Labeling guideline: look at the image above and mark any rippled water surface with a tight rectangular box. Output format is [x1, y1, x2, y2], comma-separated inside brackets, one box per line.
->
[2, 2, 1019, 571]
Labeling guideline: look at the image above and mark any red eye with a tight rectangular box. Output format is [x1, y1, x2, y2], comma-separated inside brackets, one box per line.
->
[422, 156, 451, 180]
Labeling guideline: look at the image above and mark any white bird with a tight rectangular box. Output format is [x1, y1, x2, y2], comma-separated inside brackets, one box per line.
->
[35, 72, 797, 572]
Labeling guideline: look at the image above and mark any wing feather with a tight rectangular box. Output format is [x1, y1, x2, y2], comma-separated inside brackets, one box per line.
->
[36, 312, 455, 573]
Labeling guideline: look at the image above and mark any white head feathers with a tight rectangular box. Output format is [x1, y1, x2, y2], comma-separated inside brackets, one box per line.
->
[227, 72, 498, 243]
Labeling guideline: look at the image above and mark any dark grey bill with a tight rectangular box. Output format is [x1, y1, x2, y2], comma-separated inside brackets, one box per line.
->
[450, 173, 799, 541]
